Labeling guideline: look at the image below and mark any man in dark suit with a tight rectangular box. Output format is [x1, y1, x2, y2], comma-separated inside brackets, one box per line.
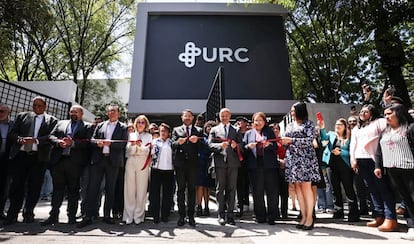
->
[4, 96, 58, 225]
[41, 105, 93, 226]
[208, 108, 242, 225]
[0, 103, 13, 220]
[77, 104, 128, 228]
[172, 109, 203, 227]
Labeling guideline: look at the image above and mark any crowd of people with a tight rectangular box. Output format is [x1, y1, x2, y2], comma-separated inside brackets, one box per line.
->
[0, 90, 413, 239]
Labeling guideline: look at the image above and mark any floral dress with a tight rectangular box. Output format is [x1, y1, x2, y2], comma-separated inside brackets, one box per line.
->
[284, 120, 321, 183]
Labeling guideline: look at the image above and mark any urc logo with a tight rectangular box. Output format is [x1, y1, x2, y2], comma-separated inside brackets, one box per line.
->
[178, 42, 249, 68]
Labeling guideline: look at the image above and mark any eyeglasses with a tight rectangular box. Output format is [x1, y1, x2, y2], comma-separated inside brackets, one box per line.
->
[136, 121, 146, 125]
[335, 123, 345, 126]
[348, 120, 357, 124]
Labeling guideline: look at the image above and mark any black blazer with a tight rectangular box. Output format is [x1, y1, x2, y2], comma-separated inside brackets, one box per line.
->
[91, 120, 128, 167]
[9, 111, 58, 162]
[0, 120, 14, 159]
[208, 124, 243, 168]
[243, 126, 278, 169]
[171, 124, 203, 168]
[49, 120, 94, 166]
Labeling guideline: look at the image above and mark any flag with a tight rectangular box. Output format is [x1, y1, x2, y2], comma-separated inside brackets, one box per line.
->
[206, 67, 225, 121]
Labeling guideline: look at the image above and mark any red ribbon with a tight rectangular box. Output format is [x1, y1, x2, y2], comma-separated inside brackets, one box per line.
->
[212, 137, 244, 162]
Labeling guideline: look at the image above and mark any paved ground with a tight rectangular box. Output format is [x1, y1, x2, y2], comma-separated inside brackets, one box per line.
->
[0, 198, 412, 244]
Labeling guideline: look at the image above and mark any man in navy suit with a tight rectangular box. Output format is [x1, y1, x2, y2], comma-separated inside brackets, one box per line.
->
[4, 96, 58, 225]
[41, 105, 94, 226]
[77, 104, 128, 228]
[0, 104, 13, 220]
[208, 108, 243, 225]
[172, 109, 203, 227]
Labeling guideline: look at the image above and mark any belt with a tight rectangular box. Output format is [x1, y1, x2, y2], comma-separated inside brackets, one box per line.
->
[21, 151, 38, 156]
[103, 153, 110, 157]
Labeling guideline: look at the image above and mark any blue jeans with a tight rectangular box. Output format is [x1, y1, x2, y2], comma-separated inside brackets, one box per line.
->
[317, 168, 334, 210]
[357, 158, 396, 219]
[40, 170, 53, 198]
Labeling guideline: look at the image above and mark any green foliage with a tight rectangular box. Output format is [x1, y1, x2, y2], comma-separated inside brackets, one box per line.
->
[92, 98, 128, 123]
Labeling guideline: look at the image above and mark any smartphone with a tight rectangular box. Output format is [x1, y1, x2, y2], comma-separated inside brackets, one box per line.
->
[316, 112, 323, 122]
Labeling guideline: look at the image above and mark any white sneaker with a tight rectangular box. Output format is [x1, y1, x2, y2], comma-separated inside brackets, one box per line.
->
[401, 228, 414, 240]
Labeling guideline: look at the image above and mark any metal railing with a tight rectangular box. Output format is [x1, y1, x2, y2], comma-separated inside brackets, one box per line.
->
[0, 79, 71, 120]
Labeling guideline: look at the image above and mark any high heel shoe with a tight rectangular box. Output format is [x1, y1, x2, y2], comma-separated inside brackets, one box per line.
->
[296, 224, 304, 229]
[302, 224, 313, 230]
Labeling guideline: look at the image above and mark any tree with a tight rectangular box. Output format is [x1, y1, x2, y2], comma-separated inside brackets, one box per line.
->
[51, 0, 136, 105]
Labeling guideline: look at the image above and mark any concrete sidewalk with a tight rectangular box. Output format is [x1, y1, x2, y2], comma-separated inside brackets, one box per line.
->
[0, 198, 411, 244]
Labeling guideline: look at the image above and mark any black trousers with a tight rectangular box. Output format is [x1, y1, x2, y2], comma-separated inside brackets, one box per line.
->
[248, 158, 279, 222]
[237, 165, 250, 207]
[149, 168, 175, 220]
[175, 165, 198, 217]
[7, 151, 46, 220]
[112, 166, 125, 216]
[49, 156, 81, 219]
[387, 168, 414, 227]
[0, 154, 11, 214]
[85, 157, 119, 218]
[328, 157, 359, 217]
[277, 168, 289, 218]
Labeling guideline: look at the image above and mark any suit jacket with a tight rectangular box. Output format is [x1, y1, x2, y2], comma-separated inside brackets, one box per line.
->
[91, 120, 128, 167]
[0, 120, 14, 160]
[9, 111, 58, 162]
[243, 126, 278, 169]
[320, 128, 351, 167]
[49, 120, 94, 166]
[171, 124, 203, 168]
[208, 123, 243, 168]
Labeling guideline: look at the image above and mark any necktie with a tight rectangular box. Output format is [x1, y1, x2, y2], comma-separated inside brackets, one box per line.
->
[186, 126, 190, 137]
[224, 125, 228, 138]
[24, 116, 36, 152]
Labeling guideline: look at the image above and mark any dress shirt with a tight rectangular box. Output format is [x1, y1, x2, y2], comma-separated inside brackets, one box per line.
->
[155, 139, 173, 170]
[0, 122, 9, 154]
[103, 120, 118, 154]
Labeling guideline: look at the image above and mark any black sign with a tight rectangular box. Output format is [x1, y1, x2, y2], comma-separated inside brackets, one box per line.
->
[142, 14, 292, 100]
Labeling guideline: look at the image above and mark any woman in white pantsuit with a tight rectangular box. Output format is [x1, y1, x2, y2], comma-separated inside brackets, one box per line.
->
[122, 115, 152, 225]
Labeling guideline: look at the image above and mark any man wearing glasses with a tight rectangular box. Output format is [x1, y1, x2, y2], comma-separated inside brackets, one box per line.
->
[3, 97, 58, 225]
[77, 104, 128, 228]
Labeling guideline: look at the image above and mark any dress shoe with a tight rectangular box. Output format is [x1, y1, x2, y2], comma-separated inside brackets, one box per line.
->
[203, 207, 210, 217]
[366, 217, 385, 227]
[41, 216, 58, 226]
[348, 216, 361, 222]
[23, 216, 35, 223]
[103, 217, 115, 225]
[378, 219, 398, 232]
[153, 217, 160, 224]
[196, 205, 202, 217]
[332, 210, 344, 219]
[2, 218, 17, 226]
[227, 217, 236, 225]
[0, 213, 6, 220]
[268, 219, 275, 225]
[401, 228, 414, 240]
[161, 217, 169, 223]
[188, 216, 196, 227]
[77, 218, 92, 228]
[177, 216, 185, 226]
[68, 218, 77, 225]
[218, 217, 226, 226]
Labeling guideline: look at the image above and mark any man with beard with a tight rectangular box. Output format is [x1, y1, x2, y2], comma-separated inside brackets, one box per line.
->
[41, 105, 93, 225]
